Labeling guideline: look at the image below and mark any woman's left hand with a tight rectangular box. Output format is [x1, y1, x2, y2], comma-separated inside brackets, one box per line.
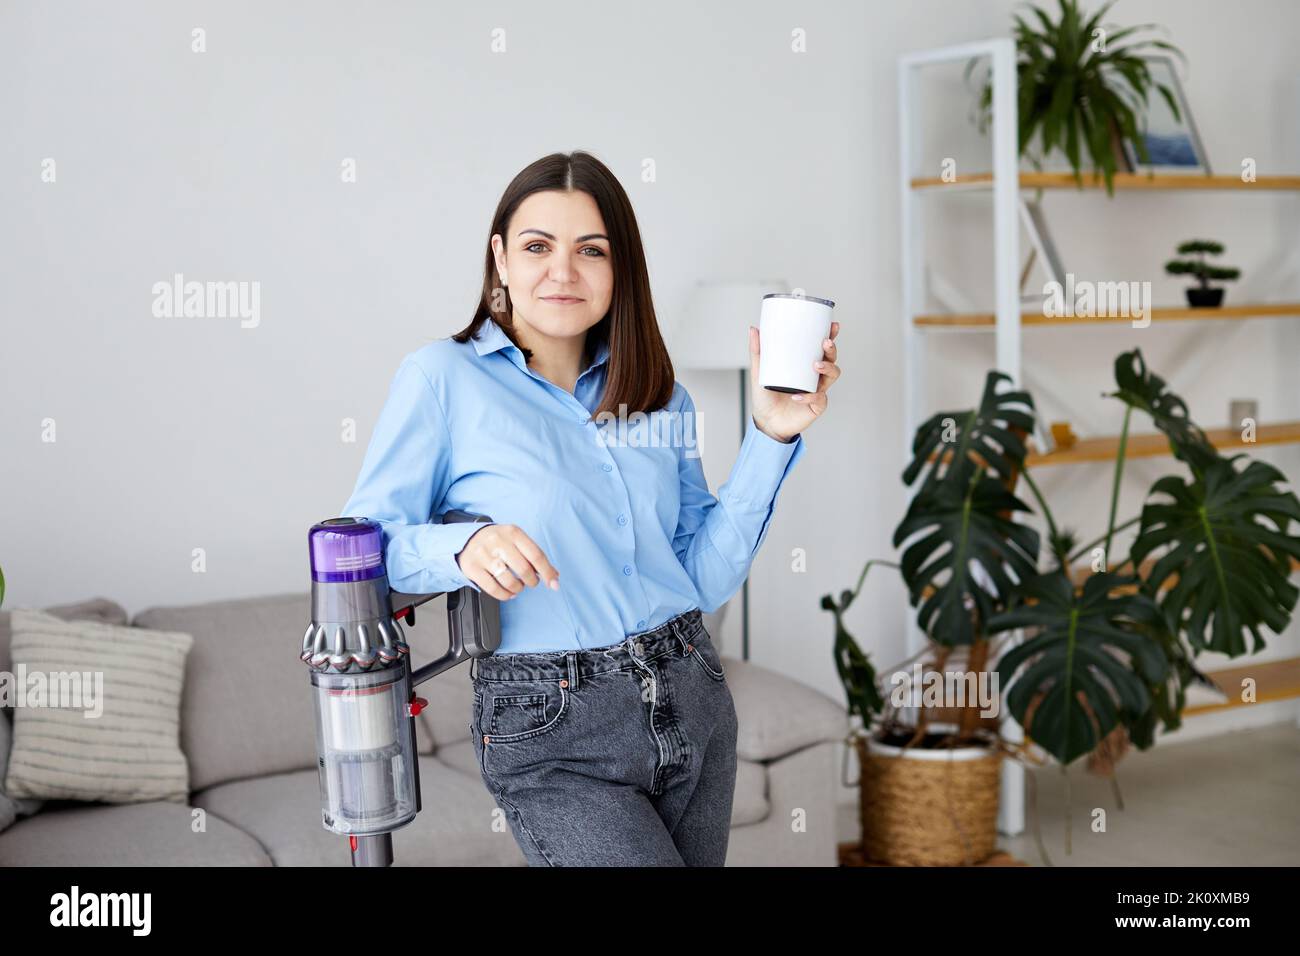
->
[748, 321, 840, 443]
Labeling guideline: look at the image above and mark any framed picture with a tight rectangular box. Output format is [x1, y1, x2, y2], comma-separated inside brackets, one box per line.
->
[1123, 55, 1211, 174]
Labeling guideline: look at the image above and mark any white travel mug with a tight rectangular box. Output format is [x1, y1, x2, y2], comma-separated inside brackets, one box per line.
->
[758, 293, 836, 394]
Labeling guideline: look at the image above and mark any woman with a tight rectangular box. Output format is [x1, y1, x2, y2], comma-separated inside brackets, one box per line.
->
[342, 151, 841, 866]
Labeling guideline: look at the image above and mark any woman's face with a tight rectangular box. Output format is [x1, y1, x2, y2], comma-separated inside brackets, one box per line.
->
[492, 189, 613, 347]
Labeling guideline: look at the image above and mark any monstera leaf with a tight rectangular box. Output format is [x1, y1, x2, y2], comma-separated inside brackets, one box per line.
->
[1109, 349, 1219, 475]
[902, 370, 1036, 493]
[1130, 455, 1300, 657]
[893, 471, 1040, 646]
[822, 591, 883, 724]
[1123, 619, 1215, 748]
[989, 570, 1168, 765]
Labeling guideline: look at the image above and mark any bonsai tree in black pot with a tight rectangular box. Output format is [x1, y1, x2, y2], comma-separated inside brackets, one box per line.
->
[825, 349, 1300, 862]
[1165, 239, 1240, 307]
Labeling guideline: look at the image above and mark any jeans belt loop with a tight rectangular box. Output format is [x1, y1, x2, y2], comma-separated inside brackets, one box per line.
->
[671, 613, 688, 656]
[566, 651, 579, 691]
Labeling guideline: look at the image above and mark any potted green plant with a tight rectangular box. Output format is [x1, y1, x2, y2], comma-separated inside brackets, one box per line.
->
[966, 0, 1186, 195]
[825, 349, 1300, 864]
[1165, 239, 1240, 307]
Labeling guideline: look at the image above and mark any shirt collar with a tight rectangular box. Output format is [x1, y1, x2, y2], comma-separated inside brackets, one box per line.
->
[471, 319, 611, 372]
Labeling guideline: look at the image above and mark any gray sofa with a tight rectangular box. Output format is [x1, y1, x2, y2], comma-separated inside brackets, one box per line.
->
[0, 594, 847, 866]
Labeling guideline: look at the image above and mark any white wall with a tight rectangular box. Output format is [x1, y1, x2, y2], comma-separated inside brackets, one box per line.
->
[3, 0, 1298, 819]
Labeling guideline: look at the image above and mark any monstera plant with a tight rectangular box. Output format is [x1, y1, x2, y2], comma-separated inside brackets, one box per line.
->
[824, 349, 1300, 856]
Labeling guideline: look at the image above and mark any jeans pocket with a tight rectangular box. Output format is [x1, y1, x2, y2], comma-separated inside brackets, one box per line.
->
[687, 632, 727, 682]
[479, 678, 571, 779]
[482, 679, 570, 744]
[491, 693, 548, 736]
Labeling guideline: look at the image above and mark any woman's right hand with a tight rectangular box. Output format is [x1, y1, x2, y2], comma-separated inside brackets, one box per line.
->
[454, 524, 560, 601]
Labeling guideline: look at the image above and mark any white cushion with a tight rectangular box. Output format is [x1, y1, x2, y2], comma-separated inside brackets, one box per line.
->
[3, 609, 192, 804]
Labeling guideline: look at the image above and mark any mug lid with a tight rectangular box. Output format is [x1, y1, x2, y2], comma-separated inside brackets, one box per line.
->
[762, 292, 835, 308]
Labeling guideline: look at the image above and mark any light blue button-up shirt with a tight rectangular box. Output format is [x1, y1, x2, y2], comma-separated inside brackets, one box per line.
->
[341, 318, 806, 653]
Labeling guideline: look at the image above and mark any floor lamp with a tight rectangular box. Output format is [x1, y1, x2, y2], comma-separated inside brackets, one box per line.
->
[671, 279, 789, 662]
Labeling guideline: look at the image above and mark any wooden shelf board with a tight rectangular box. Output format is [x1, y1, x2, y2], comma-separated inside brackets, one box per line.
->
[914, 537, 1299, 604]
[1183, 656, 1300, 716]
[1026, 420, 1300, 467]
[911, 171, 1300, 191]
[1070, 555, 1300, 591]
[1065, 558, 1300, 613]
[915, 303, 1300, 329]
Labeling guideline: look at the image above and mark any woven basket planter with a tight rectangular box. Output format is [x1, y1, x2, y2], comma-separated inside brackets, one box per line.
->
[853, 724, 1002, 866]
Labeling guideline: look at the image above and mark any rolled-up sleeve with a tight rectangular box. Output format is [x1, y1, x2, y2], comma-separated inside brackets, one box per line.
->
[671, 385, 806, 613]
[340, 356, 486, 595]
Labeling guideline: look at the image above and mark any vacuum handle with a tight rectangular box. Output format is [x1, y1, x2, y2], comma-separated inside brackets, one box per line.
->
[396, 509, 500, 686]
[389, 590, 442, 625]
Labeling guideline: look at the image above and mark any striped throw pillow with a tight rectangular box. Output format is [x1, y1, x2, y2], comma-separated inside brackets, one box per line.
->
[4, 608, 192, 804]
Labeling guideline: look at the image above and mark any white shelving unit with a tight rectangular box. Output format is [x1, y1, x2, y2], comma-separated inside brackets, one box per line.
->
[897, 38, 1300, 842]
[900, 38, 1022, 457]
[897, 37, 1027, 838]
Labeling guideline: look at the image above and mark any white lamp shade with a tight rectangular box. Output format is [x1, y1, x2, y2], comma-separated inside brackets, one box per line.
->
[670, 279, 789, 370]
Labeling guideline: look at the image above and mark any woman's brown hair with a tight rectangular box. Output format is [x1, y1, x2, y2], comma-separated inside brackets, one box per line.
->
[450, 151, 676, 419]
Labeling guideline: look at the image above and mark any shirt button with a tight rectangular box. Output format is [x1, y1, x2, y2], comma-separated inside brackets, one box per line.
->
[622, 565, 633, 576]
[617, 514, 627, 526]
[636, 619, 646, 629]
[602, 463, 613, 472]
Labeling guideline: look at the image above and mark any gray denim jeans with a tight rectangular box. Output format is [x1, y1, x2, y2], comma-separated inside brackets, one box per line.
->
[468, 606, 739, 866]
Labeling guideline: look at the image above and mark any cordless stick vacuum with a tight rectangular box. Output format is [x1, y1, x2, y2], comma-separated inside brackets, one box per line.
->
[303, 510, 500, 867]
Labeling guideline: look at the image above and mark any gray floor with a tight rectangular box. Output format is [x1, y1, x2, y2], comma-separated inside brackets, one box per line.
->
[836, 722, 1300, 866]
